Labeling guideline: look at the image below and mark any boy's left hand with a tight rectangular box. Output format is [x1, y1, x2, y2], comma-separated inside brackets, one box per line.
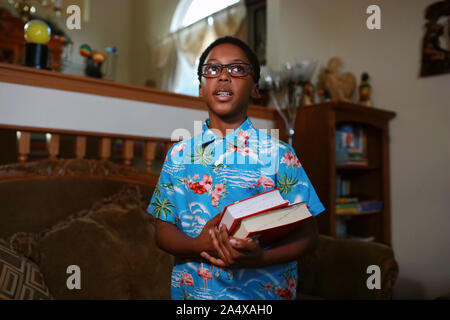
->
[200, 224, 264, 268]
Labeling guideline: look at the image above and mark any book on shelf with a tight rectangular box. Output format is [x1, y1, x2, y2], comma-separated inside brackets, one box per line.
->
[336, 124, 368, 165]
[336, 175, 351, 197]
[336, 207, 359, 214]
[336, 216, 347, 238]
[336, 203, 359, 209]
[358, 200, 383, 211]
[336, 200, 383, 215]
[218, 188, 313, 246]
[336, 197, 359, 204]
[338, 159, 369, 166]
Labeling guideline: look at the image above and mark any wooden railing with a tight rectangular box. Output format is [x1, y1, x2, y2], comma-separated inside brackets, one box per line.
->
[2, 123, 175, 173]
[0, 62, 277, 172]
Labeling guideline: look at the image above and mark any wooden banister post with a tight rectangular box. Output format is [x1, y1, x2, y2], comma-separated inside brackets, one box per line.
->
[46, 133, 59, 160]
[75, 136, 87, 159]
[123, 139, 134, 166]
[17, 131, 30, 163]
[99, 137, 111, 161]
[143, 141, 156, 173]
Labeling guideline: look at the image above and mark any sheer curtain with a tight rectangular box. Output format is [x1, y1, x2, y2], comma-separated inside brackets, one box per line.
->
[150, 34, 177, 91]
[150, 2, 247, 93]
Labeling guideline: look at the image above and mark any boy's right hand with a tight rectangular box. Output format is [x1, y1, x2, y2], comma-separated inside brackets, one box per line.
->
[194, 214, 221, 256]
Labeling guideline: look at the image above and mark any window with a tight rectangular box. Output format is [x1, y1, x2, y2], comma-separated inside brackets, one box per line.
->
[170, 0, 240, 96]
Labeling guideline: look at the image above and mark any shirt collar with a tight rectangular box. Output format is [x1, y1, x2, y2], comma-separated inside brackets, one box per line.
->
[202, 116, 254, 144]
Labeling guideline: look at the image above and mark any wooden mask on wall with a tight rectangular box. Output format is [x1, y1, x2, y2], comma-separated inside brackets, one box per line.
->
[420, 0, 450, 77]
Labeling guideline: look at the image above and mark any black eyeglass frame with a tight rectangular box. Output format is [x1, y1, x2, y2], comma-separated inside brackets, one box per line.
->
[200, 63, 253, 78]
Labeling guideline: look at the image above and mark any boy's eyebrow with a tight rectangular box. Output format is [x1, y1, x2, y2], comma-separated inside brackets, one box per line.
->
[206, 58, 248, 64]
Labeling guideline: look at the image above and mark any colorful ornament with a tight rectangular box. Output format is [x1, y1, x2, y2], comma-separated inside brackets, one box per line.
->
[24, 20, 51, 45]
[359, 72, 372, 107]
[92, 51, 106, 63]
[79, 44, 92, 57]
[303, 82, 315, 105]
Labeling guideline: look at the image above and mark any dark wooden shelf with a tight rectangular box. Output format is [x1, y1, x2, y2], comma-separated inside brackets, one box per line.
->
[336, 209, 381, 216]
[336, 164, 379, 171]
[276, 101, 396, 245]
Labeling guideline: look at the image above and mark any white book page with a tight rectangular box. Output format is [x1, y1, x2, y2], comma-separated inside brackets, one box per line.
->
[221, 190, 287, 230]
[242, 202, 311, 232]
[229, 190, 287, 219]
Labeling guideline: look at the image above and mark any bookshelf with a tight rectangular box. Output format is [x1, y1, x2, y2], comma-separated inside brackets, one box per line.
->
[276, 101, 396, 245]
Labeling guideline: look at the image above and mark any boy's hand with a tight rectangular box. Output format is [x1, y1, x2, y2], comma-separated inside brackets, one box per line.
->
[194, 214, 221, 256]
[200, 224, 264, 268]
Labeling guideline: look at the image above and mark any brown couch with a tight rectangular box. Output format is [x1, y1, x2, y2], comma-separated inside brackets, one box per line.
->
[297, 235, 398, 299]
[0, 159, 398, 300]
[0, 158, 173, 299]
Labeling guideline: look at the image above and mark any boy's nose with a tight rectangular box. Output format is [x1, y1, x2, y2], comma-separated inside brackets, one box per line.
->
[218, 67, 231, 81]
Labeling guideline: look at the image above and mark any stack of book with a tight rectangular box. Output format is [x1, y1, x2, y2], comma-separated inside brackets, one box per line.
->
[357, 200, 383, 212]
[336, 197, 383, 215]
[336, 198, 359, 214]
[219, 188, 313, 246]
[336, 124, 368, 166]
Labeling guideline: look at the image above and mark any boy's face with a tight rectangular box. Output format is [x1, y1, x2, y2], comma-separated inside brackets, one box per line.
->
[199, 43, 259, 121]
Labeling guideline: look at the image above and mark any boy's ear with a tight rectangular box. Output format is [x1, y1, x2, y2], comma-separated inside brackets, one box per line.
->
[250, 83, 260, 100]
[199, 84, 203, 98]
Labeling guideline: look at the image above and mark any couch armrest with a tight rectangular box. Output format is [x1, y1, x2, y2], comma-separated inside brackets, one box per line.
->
[298, 235, 399, 300]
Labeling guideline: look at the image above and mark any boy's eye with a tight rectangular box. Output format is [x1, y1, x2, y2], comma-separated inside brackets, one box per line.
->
[229, 64, 247, 76]
[204, 65, 220, 75]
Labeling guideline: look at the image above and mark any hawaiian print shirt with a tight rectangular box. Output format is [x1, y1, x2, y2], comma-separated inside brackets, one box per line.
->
[147, 117, 325, 300]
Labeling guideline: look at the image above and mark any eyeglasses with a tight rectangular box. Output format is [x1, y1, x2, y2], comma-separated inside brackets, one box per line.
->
[200, 63, 253, 78]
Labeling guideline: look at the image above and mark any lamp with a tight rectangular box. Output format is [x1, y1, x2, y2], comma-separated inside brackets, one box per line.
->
[260, 60, 317, 146]
[24, 19, 51, 69]
[7, 0, 62, 21]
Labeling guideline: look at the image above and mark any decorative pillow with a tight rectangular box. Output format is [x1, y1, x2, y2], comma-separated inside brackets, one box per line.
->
[0, 239, 51, 300]
[9, 184, 173, 299]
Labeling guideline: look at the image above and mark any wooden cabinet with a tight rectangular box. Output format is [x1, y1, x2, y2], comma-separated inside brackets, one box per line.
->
[276, 101, 396, 245]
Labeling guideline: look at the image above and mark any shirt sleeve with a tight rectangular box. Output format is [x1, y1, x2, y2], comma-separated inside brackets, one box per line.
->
[147, 146, 180, 225]
[276, 145, 325, 216]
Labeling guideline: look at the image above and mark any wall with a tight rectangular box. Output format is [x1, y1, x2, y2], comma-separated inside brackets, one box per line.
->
[267, 0, 450, 299]
[60, 0, 132, 84]
[267, 0, 339, 77]
[129, 0, 179, 87]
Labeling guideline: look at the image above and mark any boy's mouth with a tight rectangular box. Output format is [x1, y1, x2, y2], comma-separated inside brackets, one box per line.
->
[213, 86, 234, 102]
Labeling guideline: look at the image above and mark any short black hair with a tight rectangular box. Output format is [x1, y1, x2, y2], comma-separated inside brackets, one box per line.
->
[197, 36, 260, 85]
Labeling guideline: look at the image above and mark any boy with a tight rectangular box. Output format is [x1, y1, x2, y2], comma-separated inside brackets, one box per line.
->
[147, 36, 325, 300]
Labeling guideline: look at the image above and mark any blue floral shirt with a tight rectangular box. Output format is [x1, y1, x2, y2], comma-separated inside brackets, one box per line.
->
[147, 117, 325, 300]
